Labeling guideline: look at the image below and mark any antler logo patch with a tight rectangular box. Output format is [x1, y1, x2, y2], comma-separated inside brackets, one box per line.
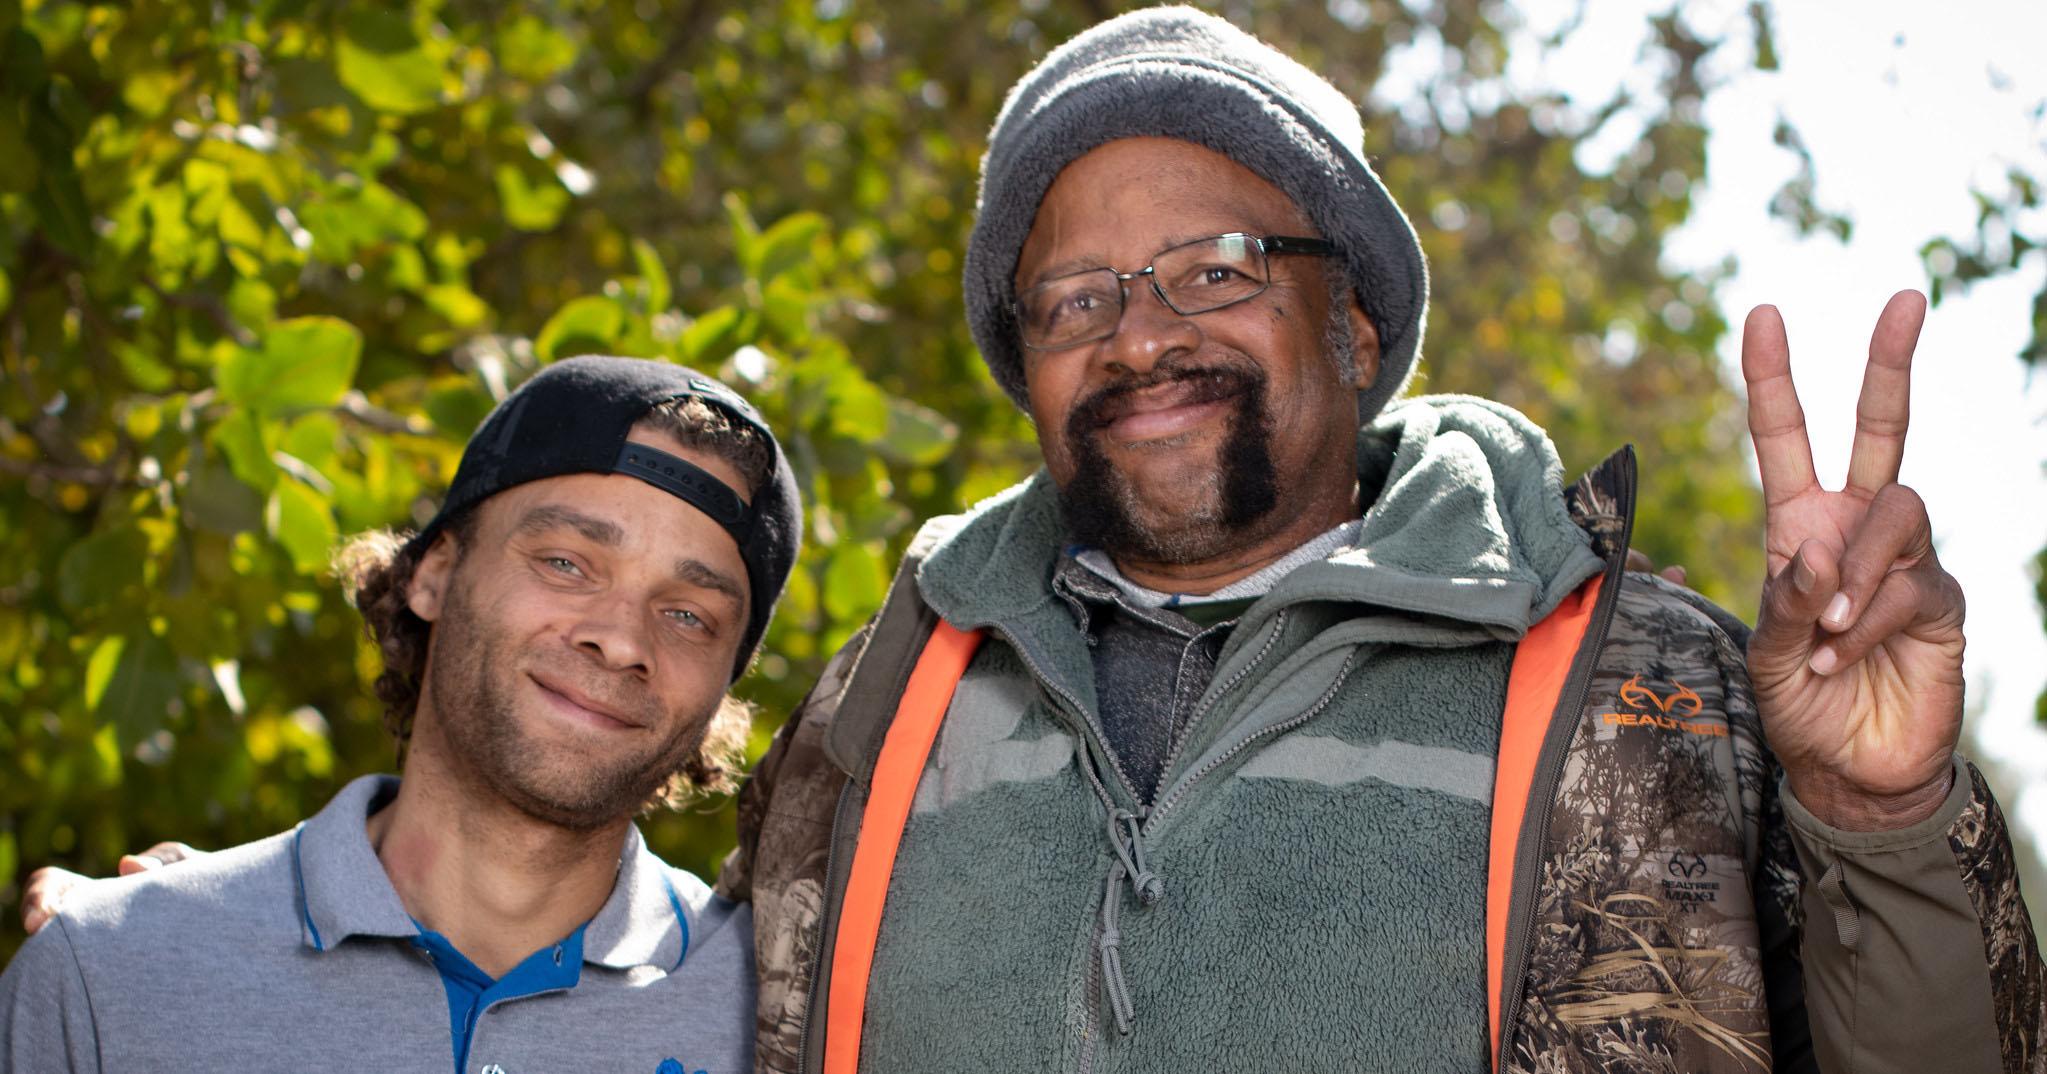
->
[1601, 676, 1726, 737]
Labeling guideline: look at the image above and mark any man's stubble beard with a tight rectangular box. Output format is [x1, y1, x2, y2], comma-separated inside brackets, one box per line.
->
[1057, 363, 1280, 566]
[421, 573, 708, 831]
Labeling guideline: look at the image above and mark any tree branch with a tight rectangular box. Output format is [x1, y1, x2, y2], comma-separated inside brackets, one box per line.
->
[0, 454, 126, 488]
[616, 0, 721, 117]
[337, 391, 433, 436]
[144, 279, 256, 346]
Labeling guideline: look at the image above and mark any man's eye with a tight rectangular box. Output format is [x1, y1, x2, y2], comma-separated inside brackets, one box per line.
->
[666, 608, 706, 631]
[1186, 263, 1249, 287]
[543, 556, 583, 576]
[1048, 287, 1104, 320]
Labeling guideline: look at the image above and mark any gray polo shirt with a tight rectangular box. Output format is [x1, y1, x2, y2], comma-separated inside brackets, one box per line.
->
[0, 775, 753, 1074]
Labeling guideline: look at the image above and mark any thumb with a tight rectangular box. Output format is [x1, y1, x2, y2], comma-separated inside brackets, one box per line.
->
[1750, 540, 1837, 681]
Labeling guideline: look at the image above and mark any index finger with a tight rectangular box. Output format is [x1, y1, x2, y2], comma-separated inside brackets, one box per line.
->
[1742, 303, 1818, 507]
[1844, 290, 1927, 496]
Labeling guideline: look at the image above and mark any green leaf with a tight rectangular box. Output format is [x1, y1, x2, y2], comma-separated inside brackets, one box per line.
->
[723, 192, 761, 275]
[821, 541, 885, 621]
[877, 395, 959, 465]
[211, 411, 280, 492]
[83, 634, 124, 710]
[27, 158, 92, 260]
[823, 365, 888, 442]
[632, 237, 671, 314]
[762, 276, 816, 339]
[535, 295, 623, 361]
[267, 479, 338, 575]
[182, 459, 266, 535]
[334, 9, 444, 115]
[218, 316, 363, 416]
[58, 525, 149, 612]
[113, 341, 174, 393]
[494, 163, 571, 232]
[297, 181, 428, 260]
[425, 380, 495, 440]
[272, 56, 354, 114]
[0, 101, 38, 194]
[423, 283, 489, 328]
[756, 211, 827, 283]
[282, 413, 342, 470]
[92, 633, 178, 747]
[497, 15, 577, 81]
[225, 277, 277, 333]
[0, 26, 45, 97]
[678, 306, 742, 364]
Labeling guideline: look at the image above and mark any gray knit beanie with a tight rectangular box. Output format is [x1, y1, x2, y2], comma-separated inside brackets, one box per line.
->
[965, 5, 1429, 424]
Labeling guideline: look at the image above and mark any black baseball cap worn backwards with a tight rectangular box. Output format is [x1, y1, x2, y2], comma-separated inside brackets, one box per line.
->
[407, 356, 802, 682]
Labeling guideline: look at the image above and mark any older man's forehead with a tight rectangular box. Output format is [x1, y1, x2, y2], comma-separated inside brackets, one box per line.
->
[1017, 137, 1316, 279]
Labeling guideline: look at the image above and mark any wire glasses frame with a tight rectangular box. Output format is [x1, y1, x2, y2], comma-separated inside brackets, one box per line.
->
[1014, 233, 1338, 350]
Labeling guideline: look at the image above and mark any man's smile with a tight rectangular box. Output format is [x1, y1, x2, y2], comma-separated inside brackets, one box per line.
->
[530, 673, 645, 731]
[1079, 368, 1254, 444]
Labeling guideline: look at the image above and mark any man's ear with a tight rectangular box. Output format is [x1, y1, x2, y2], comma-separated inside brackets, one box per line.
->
[1346, 297, 1381, 393]
[406, 533, 460, 623]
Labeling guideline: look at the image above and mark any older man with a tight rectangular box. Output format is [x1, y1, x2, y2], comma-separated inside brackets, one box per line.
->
[719, 8, 2041, 1074]
[3, 358, 800, 1074]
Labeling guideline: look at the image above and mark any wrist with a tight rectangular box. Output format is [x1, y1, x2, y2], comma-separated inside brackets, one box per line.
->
[1785, 762, 1955, 832]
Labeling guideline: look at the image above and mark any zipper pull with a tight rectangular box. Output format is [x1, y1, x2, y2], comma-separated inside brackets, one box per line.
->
[1111, 809, 1165, 906]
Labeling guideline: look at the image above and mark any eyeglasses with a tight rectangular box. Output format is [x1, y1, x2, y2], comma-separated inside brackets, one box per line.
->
[1015, 233, 1339, 351]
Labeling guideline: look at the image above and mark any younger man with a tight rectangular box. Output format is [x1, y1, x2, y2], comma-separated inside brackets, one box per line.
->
[1, 357, 801, 1074]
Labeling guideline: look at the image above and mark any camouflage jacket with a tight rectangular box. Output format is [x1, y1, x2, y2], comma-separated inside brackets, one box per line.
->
[718, 444, 2045, 1074]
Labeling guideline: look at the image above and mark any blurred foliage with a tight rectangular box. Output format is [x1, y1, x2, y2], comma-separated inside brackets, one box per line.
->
[0, 0, 1785, 964]
[1918, 105, 2047, 727]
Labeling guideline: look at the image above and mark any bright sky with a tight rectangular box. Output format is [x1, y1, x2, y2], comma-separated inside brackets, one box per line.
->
[1504, 0, 2047, 844]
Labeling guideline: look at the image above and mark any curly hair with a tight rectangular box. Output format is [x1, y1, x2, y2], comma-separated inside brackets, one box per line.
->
[335, 394, 777, 804]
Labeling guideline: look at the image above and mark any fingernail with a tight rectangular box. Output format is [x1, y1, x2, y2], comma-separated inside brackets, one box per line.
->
[1794, 559, 1816, 592]
[1822, 593, 1851, 627]
[1810, 645, 1838, 675]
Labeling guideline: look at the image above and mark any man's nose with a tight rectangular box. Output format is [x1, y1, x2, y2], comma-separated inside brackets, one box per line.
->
[1101, 278, 1200, 375]
[568, 597, 654, 676]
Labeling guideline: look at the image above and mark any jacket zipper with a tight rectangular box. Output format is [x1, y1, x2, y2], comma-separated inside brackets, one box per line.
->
[980, 623, 1133, 1074]
[1147, 640, 1359, 834]
[1492, 462, 1636, 1073]
[1149, 609, 1290, 815]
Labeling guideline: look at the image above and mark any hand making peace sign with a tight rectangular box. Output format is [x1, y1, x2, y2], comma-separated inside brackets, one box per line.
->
[1742, 290, 1967, 832]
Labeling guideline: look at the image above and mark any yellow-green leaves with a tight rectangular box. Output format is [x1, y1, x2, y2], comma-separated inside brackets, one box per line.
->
[497, 15, 578, 82]
[535, 295, 625, 361]
[57, 526, 149, 613]
[267, 479, 338, 576]
[496, 163, 572, 231]
[219, 317, 364, 418]
[335, 10, 446, 116]
[85, 634, 178, 748]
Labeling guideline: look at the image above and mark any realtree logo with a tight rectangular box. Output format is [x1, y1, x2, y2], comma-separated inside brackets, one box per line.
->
[1600, 676, 1728, 737]
[1662, 852, 1722, 908]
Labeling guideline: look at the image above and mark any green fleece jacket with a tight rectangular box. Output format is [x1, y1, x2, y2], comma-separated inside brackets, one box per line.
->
[852, 397, 1601, 1072]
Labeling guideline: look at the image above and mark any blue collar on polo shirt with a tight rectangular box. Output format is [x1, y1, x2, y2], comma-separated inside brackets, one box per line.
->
[290, 775, 696, 1073]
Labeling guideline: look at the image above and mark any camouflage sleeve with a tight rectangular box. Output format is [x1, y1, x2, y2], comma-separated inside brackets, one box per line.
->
[716, 622, 868, 903]
[1782, 756, 2045, 1074]
[715, 626, 867, 1074]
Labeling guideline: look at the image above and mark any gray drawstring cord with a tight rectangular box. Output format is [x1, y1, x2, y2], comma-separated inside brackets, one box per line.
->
[1097, 809, 1164, 1035]
[1110, 810, 1164, 906]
